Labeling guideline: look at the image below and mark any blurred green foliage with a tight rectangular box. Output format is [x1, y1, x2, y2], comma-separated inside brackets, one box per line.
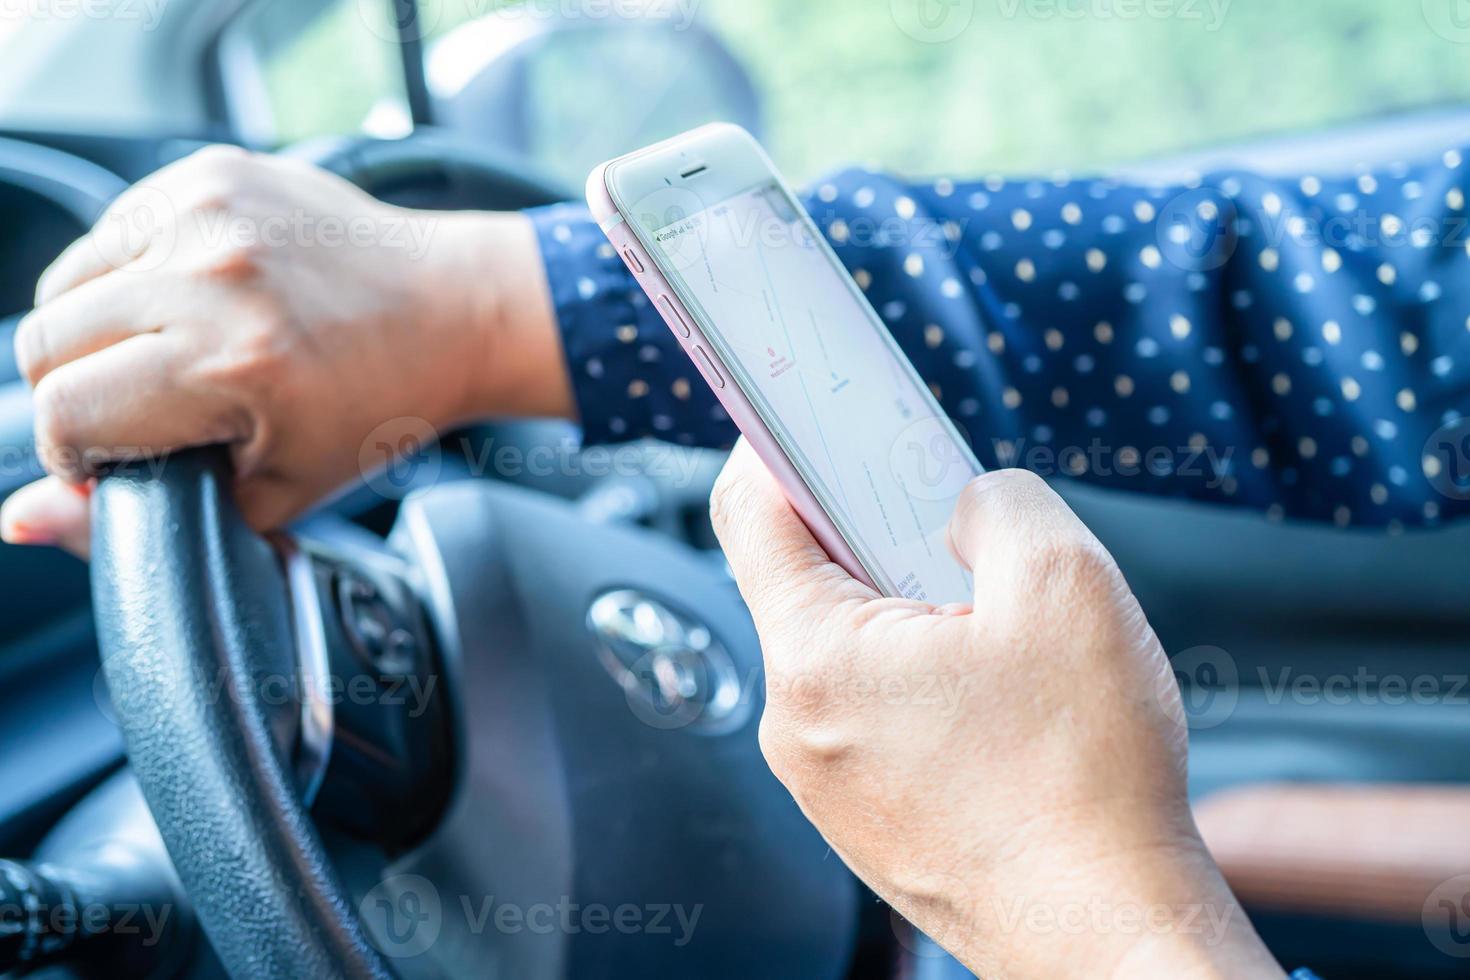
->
[265, 0, 1470, 184]
[704, 0, 1470, 181]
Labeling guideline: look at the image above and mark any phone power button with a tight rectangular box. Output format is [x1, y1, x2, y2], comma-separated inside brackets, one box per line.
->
[693, 346, 726, 389]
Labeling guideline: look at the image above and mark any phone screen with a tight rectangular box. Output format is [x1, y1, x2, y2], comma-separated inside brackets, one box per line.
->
[652, 180, 981, 604]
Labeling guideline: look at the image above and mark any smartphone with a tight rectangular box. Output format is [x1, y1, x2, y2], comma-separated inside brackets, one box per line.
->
[588, 124, 982, 605]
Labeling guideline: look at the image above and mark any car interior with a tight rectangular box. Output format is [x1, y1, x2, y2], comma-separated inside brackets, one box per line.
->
[0, 1, 1467, 977]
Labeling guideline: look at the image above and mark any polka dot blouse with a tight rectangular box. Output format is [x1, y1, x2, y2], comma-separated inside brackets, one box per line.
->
[530, 146, 1470, 528]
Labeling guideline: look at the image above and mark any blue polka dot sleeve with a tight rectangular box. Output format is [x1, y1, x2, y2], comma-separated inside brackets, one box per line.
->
[530, 145, 1470, 528]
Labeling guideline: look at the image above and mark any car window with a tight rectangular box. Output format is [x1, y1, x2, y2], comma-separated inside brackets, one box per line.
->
[700, 0, 1470, 182]
[382, 0, 1470, 186]
[218, 0, 415, 145]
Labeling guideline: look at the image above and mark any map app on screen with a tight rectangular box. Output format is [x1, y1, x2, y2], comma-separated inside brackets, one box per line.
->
[655, 181, 981, 604]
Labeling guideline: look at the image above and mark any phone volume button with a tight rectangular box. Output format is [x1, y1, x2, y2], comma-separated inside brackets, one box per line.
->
[657, 296, 692, 337]
[693, 345, 726, 389]
[621, 246, 645, 273]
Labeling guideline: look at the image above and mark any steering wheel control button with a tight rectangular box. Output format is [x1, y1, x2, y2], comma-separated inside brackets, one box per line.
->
[337, 571, 417, 677]
[657, 295, 692, 337]
[693, 345, 726, 388]
[587, 590, 747, 734]
[621, 246, 645, 273]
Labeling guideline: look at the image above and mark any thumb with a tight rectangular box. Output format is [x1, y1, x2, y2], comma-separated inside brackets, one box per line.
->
[710, 440, 873, 632]
[946, 468, 1114, 604]
[0, 476, 92, 559]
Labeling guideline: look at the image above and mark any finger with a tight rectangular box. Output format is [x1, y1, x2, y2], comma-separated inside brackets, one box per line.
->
[945, 468, 1113, 605]
[34, 179, 179, 305]
[709, 439, 873, 631]
[0, 477, 92, 558]
[32, 334, 244, 483]
[233, 471, 319, 534]
[32, 145, 256, 305]
[34, 234, 123, 308]
[16, 272, 164, 387]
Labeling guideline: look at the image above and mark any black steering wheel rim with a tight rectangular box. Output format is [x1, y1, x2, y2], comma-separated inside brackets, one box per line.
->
[287, 128, 573, 211]
[92, 448, 393, 980]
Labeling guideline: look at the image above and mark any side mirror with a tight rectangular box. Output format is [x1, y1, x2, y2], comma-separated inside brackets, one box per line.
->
[423, 12, 763, 187]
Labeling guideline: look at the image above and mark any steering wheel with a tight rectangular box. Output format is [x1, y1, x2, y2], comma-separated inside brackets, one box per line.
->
[83, 135, 859, 980]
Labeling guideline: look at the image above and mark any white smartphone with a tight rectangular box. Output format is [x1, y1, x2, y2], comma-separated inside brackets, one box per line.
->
[588, 124, 983, 605]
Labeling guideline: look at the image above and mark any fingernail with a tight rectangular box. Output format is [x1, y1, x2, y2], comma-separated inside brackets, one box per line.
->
[1, 520, 55, 546]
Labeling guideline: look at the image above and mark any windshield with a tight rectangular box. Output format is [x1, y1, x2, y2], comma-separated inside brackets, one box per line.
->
[0, 0, 185, 134]
[3, 0, 1470, 183]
